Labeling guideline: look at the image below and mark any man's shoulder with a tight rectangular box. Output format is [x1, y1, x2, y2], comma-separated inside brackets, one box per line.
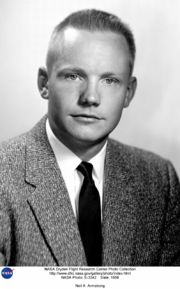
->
[0, 115, 46, 150]
[0, 133, 27, 160]
[0, 133, 28, 185]
[0, 115, 47, 166]
[108, 138, 170, 170]
[107, 138, 180, 189]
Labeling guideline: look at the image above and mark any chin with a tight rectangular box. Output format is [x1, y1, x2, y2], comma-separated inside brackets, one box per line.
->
[72, 132, 108, 145]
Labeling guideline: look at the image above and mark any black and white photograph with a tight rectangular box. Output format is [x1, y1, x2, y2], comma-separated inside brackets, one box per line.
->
[0, 0, 180, 288]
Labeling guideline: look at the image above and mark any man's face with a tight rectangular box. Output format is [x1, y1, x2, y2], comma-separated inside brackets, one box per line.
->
[40, 28, 136, 148]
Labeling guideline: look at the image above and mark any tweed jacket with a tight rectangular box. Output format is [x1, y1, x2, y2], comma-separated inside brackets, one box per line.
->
[0, 115, 180, 266]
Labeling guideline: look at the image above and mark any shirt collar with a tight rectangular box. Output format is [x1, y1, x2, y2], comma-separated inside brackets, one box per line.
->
[46, 119, 81, 174]
[46, 119, 107, 182]
[89, 141, 107, 183]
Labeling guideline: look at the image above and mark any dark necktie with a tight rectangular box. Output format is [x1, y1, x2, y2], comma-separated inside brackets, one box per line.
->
[77, 161, 102, 266]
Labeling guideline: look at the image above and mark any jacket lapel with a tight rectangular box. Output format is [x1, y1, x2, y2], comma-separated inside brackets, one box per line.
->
[25, 116, 87, 266]
[102, 140, 139, 266]
[24, 117, 142, 266]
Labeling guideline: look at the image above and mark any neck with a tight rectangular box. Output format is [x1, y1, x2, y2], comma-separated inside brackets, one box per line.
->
[66, 139, 107, 161]
[53, 132, 107, 161]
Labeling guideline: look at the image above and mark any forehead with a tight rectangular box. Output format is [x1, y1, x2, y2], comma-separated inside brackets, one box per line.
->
[50, 28, 131, 74]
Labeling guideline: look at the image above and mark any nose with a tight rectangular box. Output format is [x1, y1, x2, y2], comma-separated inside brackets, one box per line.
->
[79, 79, 100, 106]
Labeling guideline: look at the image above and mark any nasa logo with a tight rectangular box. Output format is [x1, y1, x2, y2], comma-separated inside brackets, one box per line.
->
[1, 267, 13, 279]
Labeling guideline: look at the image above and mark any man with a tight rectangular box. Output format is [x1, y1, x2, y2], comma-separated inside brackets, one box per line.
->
[0, 9, 180, 266]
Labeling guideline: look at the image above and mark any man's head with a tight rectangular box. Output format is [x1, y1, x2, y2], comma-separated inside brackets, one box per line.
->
[38, 9, 137, 156]
[46, 9, 136, 76]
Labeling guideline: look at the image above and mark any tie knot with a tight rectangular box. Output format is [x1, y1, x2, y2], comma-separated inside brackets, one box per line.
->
[77, 161, 93, 183]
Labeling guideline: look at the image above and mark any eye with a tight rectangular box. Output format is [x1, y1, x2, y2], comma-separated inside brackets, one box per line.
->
[64, 73, 81, 81]
[103, 78, 120, 85]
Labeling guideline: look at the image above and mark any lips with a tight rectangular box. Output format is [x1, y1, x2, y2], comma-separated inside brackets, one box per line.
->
[72, 114, 101, 119]
[71, 113, 102, 123]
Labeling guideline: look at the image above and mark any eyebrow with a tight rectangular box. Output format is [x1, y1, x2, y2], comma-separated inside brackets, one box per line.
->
[56, 67, 87, 78]
[55, 66, 125, 79]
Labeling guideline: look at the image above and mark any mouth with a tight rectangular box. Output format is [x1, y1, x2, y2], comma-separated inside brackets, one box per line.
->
[71, 114, 101, 123]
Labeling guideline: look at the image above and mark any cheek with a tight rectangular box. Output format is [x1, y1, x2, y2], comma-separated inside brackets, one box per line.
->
[53, 79, 81, 93]
[48, 86, 69, 109]
[49, 82, 80, 105]
[108, 106, 124, 125]
[102, 93, 126, 120]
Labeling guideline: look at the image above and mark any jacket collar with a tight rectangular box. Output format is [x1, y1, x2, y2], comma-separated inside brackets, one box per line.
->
[25, 115, 87, 266]
[102, 140, 139, 266]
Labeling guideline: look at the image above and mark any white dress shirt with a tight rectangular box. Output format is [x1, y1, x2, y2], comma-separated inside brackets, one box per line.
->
[46, 119, 107, 219]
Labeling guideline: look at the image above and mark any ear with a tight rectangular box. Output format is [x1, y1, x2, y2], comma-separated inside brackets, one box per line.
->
[124, 76, 137, 108]
[37, 67, 49, 99]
